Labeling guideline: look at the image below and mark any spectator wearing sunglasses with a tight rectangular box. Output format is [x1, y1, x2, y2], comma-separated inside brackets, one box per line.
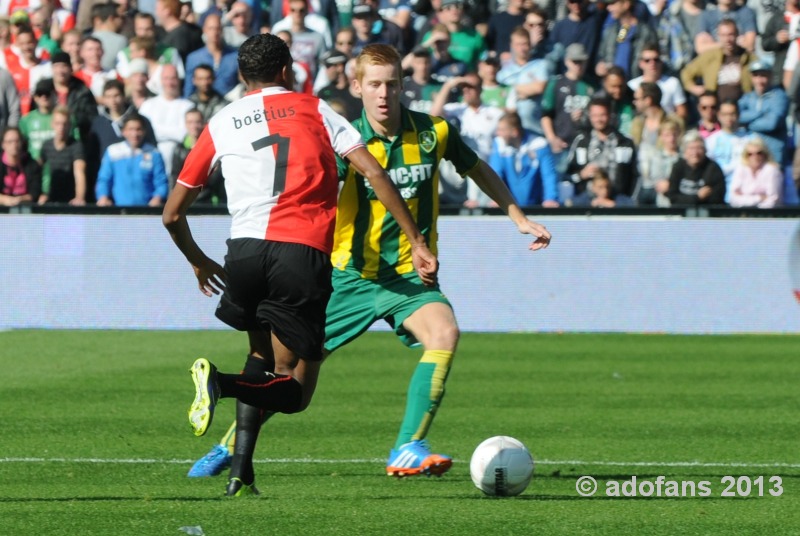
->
[627, 43, 687, 119]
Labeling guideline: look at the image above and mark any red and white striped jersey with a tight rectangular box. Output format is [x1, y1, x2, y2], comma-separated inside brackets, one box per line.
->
[177, 86, 364, 254]
[0, 49, 52, 115]
[74, 68, 122, 98]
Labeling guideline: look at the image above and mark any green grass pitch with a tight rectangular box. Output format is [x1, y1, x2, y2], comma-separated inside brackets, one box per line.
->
[1, 330, 798, 535]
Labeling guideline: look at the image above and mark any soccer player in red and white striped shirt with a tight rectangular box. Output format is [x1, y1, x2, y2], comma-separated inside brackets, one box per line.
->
[162, 32, 436, 497]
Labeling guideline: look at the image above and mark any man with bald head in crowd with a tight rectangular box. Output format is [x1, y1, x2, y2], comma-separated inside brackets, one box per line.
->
[138, 64, 195, 177]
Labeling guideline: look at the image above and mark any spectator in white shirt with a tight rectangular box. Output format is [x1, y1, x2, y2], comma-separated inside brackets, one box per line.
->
[138, 64, 195, 177]
[627, 43, 688, 119]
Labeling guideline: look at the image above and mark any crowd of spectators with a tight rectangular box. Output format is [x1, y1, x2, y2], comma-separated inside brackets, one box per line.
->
[0, 0, 798, 209]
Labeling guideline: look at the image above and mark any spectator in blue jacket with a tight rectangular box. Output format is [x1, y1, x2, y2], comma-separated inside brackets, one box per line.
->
[96, 114, 169, 207]
[183, 14, 239, 98]
[489, 112, 560, 207]
[737, 59, 789, 165]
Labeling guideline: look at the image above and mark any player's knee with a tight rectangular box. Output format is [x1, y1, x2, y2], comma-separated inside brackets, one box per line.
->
[434, 322, 460, 349]
[272, 376, 306, 414]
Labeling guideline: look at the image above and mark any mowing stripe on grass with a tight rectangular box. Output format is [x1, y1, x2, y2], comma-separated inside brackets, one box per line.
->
[2, 457, 799, 469]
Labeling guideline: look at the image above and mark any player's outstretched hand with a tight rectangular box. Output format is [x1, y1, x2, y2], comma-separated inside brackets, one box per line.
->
[517, 219, 552, 251]
[412, 245, 439, 287]
[193, 257, 227, 297]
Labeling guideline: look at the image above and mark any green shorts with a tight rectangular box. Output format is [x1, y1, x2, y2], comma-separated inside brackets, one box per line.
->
[324, 269, 452, 353]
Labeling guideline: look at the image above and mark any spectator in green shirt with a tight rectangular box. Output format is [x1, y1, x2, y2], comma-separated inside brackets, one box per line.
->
[18, 79, 56, 164]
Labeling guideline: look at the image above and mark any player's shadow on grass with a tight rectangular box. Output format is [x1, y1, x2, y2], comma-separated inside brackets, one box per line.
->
[0, 497, 218, 503]
[470, 494, 760, 502]
[545, 472, 800, 481]
[361, 493, 758, 501]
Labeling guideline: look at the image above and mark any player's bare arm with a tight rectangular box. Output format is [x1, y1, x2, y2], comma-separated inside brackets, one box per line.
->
[346, 146, 439, 285]
[467, 159, 552, 251]
[163, 183, 227, 296]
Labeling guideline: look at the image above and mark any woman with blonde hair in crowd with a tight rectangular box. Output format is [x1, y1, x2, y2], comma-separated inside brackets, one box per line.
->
[635, 117, 682, 206]
[728, 136, 783, 208]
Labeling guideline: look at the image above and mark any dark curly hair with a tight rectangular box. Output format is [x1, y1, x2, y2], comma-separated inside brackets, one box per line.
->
[237, 33, 292, 85]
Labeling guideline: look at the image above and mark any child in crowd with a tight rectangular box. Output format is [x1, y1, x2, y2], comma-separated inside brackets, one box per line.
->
[572, 168, 635, 207]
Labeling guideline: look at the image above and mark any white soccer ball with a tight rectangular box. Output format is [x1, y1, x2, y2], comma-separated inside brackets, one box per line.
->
[470, 436, 534, 497]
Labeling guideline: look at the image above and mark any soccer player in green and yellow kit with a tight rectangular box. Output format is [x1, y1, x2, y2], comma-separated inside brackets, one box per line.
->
[189, 44, 552, 483]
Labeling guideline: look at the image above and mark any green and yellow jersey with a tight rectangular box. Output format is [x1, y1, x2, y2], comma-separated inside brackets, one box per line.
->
[332, 106, 480, 280]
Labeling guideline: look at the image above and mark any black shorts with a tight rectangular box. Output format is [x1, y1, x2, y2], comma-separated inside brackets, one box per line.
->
[215, 238, 333, 361]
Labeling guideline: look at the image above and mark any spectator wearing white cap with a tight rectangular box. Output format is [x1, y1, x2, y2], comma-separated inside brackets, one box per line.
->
[125, 57, 155, 109]
[316, 50, 362, 120]
[738, 59, 788, 164]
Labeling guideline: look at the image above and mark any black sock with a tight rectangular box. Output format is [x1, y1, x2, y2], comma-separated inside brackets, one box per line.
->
[228, 400, 263, 485]
[218, 372, 304, 413]
[242, 354, 277, 423]
[242, 353, 275, 376]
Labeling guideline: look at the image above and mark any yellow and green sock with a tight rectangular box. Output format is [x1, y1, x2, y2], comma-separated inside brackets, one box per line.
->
[394, 350, 453, 450]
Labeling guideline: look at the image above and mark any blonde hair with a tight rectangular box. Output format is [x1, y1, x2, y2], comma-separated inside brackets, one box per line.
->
[354, 44, 402, 83]
[52, 106, 71, 120]
[657, 118, 683, 150]
[740, 136, 774, 165]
